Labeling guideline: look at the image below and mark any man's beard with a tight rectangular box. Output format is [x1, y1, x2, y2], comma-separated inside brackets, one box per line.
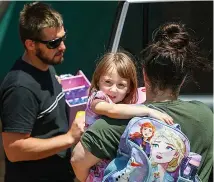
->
[35, 48, 64, 65]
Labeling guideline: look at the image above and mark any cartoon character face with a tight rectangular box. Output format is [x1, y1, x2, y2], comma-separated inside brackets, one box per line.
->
[142, 127, 153, 138]
[150, 137, 178, 164]
[115, 157, 141, 182]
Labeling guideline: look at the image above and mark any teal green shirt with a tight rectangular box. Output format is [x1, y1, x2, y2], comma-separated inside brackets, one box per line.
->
[81, 100, 213, 182]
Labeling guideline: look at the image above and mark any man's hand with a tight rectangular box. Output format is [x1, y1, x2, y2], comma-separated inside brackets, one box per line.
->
[67, 112, 85, 144]
[55, 75, 61, 84]
[3, 115, 85, 162]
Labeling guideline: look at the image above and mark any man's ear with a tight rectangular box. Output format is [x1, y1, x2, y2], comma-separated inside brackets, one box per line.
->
[25, 39, 36, 51]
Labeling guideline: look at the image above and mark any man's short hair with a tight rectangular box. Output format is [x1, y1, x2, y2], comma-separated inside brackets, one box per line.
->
[19, 2, 63, 45]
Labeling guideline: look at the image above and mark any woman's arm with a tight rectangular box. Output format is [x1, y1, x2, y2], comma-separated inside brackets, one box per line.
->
[71, 142, 101, 182]
[91, 100, 173, 124]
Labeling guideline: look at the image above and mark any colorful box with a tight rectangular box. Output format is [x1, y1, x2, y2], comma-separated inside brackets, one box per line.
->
[60, 70, 146, 125]
[60, 70, 91, 125]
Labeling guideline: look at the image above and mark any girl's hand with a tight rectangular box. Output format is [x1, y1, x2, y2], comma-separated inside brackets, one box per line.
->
[148, 108, 174, 125]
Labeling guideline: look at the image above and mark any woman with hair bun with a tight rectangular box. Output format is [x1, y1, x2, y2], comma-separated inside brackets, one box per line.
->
[142, 22, 212, 98]
[72, 22, 213, 182]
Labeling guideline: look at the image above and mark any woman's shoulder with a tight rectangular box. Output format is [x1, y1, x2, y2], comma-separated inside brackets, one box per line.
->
[152, 99, 212, 122]
[184, 100, 212, 113]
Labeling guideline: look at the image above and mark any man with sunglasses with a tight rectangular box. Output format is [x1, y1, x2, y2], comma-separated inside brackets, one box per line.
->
[0, 2, 85, 182]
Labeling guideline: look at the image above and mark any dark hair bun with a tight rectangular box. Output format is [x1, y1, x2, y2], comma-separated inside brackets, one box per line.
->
[153, 22, 189, 49]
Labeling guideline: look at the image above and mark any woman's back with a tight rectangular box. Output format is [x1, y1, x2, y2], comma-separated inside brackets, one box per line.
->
[80, 99, 212, 181]
[148, 100, 213, 181]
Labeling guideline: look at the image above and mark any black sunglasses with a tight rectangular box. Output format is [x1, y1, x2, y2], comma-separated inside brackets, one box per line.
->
[33, 32, 67, 49]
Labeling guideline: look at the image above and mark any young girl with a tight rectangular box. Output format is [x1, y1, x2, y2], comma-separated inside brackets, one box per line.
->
[84, 51, 173, 182]
[85, 51, 173, 128]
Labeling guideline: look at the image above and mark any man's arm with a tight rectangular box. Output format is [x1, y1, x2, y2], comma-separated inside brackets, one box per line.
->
[2, 114, 85, 162]
[1, 86, 85, 162]
[3, 131, 72, 162]
[71, 142, 101, 182]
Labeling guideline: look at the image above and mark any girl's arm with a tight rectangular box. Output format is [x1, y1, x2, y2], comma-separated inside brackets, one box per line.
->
[91, 99, 173, 124]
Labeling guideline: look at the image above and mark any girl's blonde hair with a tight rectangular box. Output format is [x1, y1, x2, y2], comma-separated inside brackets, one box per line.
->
[90, 51, 138, 104]
[150, 127, 186, 172]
